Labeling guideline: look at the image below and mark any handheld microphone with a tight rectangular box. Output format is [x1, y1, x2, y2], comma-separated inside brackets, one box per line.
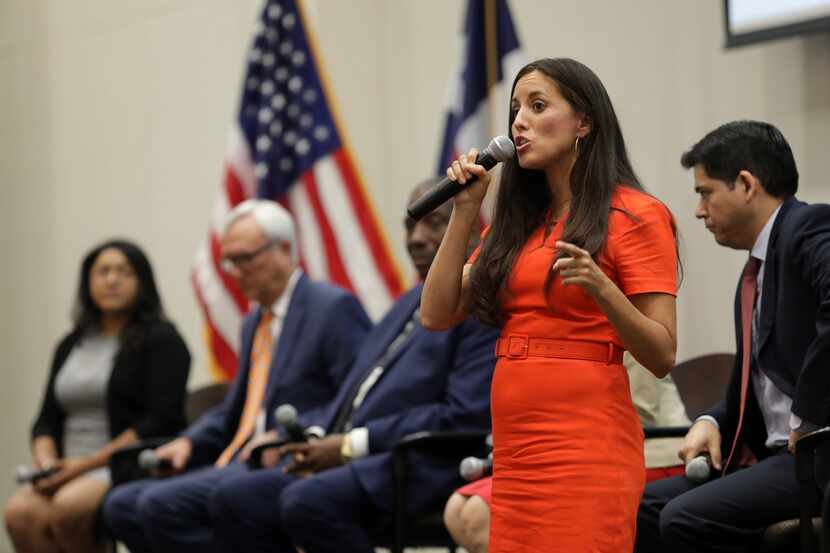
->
[15, 465, 59, 485]
[459, 453, 493, 481]
[275, 404, 307, 443]
[685, 454, 711, 484]
[407, 136, 515, 221]
[137, 449, 173, 472]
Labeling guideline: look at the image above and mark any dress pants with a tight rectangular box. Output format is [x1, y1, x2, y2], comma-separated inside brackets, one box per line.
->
[103, 464, 247, 553]
[636, 451, 801, 553]
[211, 462, 380, 553]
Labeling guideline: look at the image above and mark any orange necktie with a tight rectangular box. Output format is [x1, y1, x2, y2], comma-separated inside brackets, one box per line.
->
[724, 256, 761, 472]
[215, 311, 274, 468]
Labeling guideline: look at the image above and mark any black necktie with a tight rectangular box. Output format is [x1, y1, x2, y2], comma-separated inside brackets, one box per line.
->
[331, 309, 420, 433]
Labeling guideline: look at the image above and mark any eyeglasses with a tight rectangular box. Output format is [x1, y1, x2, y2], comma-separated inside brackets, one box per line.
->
[220, 241, 275, 273]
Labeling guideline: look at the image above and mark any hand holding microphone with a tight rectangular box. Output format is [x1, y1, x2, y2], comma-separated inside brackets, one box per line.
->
[143, 437, 192, 475]
[679, 418, 722, 485]
[18, 459, 88, 494]
[242, 405, 308, 469]
[407, 136, 515, 221]
[15, 464, 59, 485]
[684, 453, 711, 484]
[137, 449, 174, 474]
[275, 404, 308, 443]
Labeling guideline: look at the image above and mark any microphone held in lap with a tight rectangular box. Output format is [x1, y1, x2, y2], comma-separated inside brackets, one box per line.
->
[137, 449, 173, 472]
[275, 404, 308, 443]
[15, 465, 58, 485]
[685, 453, 712, 484]
[460, 453, 493, 481]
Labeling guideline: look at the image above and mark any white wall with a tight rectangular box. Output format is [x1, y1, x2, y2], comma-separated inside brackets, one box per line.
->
[1, 1, 829, 551]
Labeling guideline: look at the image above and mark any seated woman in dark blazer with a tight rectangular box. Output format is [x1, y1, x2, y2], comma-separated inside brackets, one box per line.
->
[4, 239, 190, 553]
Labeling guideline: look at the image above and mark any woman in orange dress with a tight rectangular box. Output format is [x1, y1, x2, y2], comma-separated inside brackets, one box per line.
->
[421, 58, 679, 553]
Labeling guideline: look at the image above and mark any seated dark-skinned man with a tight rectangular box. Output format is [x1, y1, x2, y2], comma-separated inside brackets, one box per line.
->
[207, 178, 499, 553]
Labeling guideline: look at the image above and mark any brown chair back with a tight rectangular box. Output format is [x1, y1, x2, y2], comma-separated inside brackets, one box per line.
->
[669, 353, 735, 420]
[185, 382, 230, 425]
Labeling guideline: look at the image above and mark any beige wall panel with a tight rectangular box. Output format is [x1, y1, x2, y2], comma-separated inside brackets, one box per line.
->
[1, 2, 829, 551]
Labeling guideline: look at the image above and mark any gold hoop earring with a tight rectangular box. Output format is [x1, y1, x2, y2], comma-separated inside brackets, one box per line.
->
[574, 136, 581, 155]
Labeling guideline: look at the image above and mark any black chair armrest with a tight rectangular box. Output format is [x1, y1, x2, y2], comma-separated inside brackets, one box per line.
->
[792, 427, 830, 553]
[822, 480, 830, 552]
[643, 426, 690, 440]
[390, 431, 489, 553]
[795, 427, 830, 486]
[247, 438, 289, 469]
[393, 430, 490, 458]
[109, 437, 174, 487]
[795, 428, 830, 460]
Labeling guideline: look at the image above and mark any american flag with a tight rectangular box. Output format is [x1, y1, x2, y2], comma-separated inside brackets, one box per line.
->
[193, 0, 403, 380]
[436, 0, 524, 218]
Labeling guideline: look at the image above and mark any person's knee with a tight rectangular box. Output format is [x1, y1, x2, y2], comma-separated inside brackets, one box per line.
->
[443, 494, 490, 553]
[5, 491, 45, 538]
[443, 493, 467, 536]
[460, 496, 490, 553]
[279, 482, 317, 533]
[208, 476, 244, 525]
[136, 486, 173, 532]
[48, 494, 88, 543]
[102, 485, 137, 533]
[658, 496, 697, 545]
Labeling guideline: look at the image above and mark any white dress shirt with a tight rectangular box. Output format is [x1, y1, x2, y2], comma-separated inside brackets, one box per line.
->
[254, 268, 302, 436]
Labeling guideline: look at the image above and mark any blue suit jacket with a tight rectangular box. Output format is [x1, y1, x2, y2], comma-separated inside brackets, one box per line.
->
[185, 274, 371, 464]
[707, 197, 830, 459]
[304, 284, 499, 515]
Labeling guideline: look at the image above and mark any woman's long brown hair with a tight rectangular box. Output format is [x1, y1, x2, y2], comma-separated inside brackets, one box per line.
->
[470, 58, 673, 326]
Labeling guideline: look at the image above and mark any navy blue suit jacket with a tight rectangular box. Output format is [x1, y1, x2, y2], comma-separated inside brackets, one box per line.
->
[303, 284, 499, 515]
[707, 197, 830, 459]
[185, 274, 371, 464]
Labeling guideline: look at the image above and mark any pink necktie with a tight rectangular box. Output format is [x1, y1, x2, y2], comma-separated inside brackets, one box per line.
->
[724, 256, 761, 472]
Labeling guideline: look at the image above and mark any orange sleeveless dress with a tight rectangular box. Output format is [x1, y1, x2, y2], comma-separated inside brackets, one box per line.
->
[480, 187, 677, 553]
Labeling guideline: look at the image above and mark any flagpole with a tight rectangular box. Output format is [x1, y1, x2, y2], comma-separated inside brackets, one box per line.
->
[484, 0, 499, 139]
[483, 0, 501, 219]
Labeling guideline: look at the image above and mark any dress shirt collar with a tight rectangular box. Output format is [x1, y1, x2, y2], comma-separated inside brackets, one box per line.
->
[750, 205, 782, 263]
[259, 268, 302, 320]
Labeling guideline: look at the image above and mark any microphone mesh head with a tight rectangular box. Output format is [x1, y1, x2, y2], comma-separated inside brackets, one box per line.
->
[138, 449, 157, 471]
[486, 135, 515, 162]
[275, 404, 298, 425]
[15, 465, 31, 484]
[685, 456, 711, 484]
[459, 457, 484, 481]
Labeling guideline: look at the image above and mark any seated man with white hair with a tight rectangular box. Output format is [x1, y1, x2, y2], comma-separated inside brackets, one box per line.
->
[102, 199, 372, 552]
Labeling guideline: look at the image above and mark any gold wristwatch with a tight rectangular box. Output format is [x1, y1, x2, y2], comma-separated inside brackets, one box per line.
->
[340, 433, 354, 463]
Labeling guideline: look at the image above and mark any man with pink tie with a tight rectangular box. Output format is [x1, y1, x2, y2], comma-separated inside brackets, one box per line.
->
[636, 121, 830, 552]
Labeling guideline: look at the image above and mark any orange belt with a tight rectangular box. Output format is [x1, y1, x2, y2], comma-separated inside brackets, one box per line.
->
[496, 335, 624, 364]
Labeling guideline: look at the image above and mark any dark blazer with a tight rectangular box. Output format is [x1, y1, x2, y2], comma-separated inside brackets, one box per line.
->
[707, 197, 830, 459]
[305, 284, 499, 515]
[31, 319, 191, 455]
[184, 273, 371, 464]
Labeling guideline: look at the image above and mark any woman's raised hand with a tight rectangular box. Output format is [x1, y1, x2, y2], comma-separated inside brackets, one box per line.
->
[552, 241, 613, 299]
[446, 149, 491, 213]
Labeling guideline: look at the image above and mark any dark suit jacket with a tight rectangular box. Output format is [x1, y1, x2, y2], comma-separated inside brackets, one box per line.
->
[303, 284, 499, 515]
[185, 274, 371, 464]
[31, 319, 191, 455]
[707, 197, 830, 460]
